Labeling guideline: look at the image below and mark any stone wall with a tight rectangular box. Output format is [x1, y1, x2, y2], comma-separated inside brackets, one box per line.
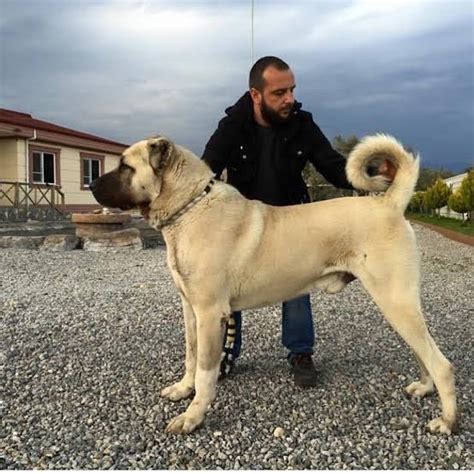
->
[0, 206, 68, 223]
[0, 213, 164, 249]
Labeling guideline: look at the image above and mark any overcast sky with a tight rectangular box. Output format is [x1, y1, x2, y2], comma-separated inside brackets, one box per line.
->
[0, 0, 473, 171]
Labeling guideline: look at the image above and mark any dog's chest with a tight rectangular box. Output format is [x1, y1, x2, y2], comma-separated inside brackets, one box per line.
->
[165, 239, 182, 275]
[167, 249, 181, 276]
[164, 238, 190, 296]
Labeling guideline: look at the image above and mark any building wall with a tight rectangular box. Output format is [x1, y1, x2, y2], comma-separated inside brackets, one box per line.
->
[439, 207, 465, 219]
[42, 142, 120, 206]
[0, 138, 21, 181]
[1, 139, 121, 208]
[0, 139, 21, 206]
[444, 174, 466, 191]
[16, 139, 28, 181]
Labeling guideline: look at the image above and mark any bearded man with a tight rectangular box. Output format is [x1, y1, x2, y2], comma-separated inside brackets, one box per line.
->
[202, 56, 393, 387]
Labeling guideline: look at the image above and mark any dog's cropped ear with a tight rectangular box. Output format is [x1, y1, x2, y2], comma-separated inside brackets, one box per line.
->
[147, 136, 175, 172]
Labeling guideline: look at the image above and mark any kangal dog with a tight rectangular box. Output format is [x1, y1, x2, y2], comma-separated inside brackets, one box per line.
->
[91, 134, 457, 435]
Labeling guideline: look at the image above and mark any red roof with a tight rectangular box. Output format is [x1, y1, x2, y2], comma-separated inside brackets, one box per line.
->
[0, 108, 129, 147]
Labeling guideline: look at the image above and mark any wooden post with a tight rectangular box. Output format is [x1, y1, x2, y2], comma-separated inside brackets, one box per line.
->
[14, 182, 20, 208]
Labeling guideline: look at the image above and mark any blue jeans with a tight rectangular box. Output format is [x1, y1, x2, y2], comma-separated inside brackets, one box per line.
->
[222, 294, 314, 359]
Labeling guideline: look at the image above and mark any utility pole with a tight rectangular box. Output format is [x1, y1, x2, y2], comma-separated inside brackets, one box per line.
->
[251, 0, 254, 66]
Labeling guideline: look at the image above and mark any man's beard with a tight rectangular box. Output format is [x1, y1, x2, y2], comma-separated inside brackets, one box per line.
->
[260, 99, 292, 126]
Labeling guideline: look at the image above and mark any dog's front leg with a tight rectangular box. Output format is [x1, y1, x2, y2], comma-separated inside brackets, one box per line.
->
[165, 302, 227, 434]
[161, 295, 197, 401]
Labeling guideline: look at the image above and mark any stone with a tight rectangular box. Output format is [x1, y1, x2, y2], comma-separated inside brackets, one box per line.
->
[41, 234, 80, 251]
[71, 213, 132, 225]
[71, 213, 132, 238]
[74, 223, 125, 238]
[0, 236, 45, 249]
[273, 427, 285, 438]
[82, 228, 143, 251]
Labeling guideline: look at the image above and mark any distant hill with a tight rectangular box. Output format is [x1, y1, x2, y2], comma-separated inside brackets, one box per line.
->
[423, 160, 472, 174]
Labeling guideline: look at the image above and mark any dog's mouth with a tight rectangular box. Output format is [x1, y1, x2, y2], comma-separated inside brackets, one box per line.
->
[137, 202, 151, 220]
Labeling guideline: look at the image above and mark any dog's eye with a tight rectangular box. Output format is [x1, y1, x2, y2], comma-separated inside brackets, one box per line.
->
[120, 163, 134, 173]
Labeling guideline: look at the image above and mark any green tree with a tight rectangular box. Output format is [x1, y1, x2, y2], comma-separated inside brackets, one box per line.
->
[460, 171, 474, 208]
[409, 191, 425, 213]
[423, 179, 452, 216]
[448, 191, 469, 219]
[302, 162, 353, 202]
[302, 134, 359, 202]
[332, 134, 360, 157]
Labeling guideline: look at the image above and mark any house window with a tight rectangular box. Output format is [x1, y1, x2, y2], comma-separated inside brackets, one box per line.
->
[32, 151, 56, 184]
[80, 153, 104, 189]
[83, 158, 101, 186]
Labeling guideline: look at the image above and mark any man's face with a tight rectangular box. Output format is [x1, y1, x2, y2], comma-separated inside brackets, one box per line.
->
[251, 66, 296, 125]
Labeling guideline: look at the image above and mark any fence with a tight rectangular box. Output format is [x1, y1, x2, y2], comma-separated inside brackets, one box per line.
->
[0, 181, 65, 216]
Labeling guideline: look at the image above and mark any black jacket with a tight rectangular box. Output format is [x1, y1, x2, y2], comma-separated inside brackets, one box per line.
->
[202, 92, 352, 205]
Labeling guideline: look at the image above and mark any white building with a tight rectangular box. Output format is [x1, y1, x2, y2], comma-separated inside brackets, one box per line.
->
[441, 172, 468, 219]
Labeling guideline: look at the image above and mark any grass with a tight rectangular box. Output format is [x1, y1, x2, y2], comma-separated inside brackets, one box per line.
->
[407, 213, 474, 237]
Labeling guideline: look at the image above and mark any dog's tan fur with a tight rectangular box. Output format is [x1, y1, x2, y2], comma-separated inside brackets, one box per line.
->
[91, 134, 457, 435]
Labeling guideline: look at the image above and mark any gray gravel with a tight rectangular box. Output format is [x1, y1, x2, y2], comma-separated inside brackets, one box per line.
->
[1, 223, 473, 469]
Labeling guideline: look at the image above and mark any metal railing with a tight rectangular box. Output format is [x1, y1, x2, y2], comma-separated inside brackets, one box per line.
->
[0, 180, 65, 215]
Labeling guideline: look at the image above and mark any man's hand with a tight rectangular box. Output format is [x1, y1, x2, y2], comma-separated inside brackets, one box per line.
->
[378, 159, 397, 182]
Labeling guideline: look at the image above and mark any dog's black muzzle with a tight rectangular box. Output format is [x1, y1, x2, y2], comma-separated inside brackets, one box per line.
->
[90, 172, 135, 210]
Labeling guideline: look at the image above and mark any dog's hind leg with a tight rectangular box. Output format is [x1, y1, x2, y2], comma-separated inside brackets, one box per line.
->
[358, 273, 457, 435]
[405, 353, 434, 397]
[161, 295, 197, 402]
[165, 300, 229, 434]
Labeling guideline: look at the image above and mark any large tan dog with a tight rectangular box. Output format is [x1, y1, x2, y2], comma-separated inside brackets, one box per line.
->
[90, 134, 457, 435]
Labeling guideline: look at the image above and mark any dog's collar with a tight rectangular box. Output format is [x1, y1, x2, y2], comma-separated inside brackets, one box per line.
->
[156, 178, 216, 230]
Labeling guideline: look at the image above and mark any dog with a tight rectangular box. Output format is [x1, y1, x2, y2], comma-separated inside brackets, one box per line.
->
[90, 134, 457, 435]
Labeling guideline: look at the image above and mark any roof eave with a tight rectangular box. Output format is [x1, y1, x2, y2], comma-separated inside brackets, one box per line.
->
[0, 122, 127, 155]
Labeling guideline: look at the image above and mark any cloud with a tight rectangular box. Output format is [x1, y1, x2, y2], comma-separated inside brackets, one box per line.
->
[0, 0, 472, 169]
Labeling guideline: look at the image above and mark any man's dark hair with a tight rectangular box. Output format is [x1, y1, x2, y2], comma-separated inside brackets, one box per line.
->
[249, 56, 290, 91]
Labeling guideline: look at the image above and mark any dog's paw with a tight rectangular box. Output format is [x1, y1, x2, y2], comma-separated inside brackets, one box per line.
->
[161, 382, 194, 401]
[427, 417, 455, 435]
[165, 412, 203, 434]
[405, 380, 434, 398]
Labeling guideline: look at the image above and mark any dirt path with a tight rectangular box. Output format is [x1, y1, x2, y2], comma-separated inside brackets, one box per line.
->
[410, 220, 474, 247]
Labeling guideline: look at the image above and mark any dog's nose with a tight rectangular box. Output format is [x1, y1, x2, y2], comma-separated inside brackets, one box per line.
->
[89, 179, 98, 192]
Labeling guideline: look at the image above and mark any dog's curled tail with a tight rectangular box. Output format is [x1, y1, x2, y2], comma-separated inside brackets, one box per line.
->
[346, 134, 420, 212]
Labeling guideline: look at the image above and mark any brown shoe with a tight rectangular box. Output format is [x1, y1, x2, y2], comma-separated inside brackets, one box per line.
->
[289, 353, 318, 388]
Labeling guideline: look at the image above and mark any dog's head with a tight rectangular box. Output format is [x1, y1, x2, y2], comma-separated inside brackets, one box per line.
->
[90, 136, 174, 217]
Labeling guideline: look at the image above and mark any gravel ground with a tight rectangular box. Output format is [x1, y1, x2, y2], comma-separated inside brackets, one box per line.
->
[1, 223, 473, 469]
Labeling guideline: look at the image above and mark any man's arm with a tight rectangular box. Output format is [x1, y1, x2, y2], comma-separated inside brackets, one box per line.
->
[308, 120, 397, 187]
[201, 117, 236, 178]
[308, 121, 354, 190]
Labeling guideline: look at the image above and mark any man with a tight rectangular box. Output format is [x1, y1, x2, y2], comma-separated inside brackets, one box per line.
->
[202, 56, 394, 387]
